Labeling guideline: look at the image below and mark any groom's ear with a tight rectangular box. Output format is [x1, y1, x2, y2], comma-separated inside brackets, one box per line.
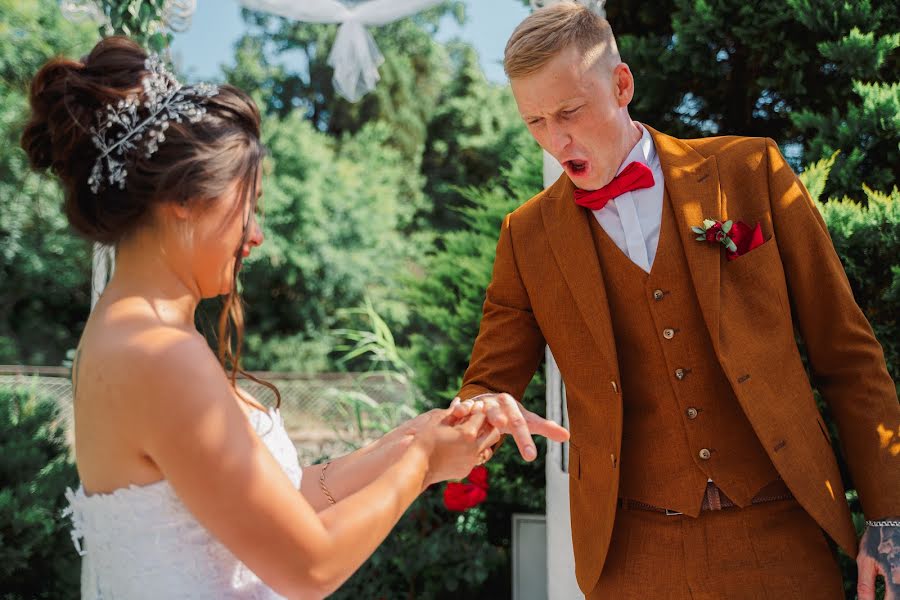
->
[613, 63, 635, 107]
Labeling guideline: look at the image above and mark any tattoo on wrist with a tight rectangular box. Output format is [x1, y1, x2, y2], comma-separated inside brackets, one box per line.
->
[863, 523, 900, 590]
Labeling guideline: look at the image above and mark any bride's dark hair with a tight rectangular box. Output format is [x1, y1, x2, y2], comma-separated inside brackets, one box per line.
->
[21, 36, 278, 405]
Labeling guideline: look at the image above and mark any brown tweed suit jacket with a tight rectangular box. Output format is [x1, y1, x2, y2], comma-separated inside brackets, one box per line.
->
[458, 125, 900, 592]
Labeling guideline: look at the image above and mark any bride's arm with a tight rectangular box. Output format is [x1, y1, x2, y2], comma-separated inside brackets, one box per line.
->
[300, 441, 399, 512]
[300, 411, 449, 511]
[127, 332, 494, 600]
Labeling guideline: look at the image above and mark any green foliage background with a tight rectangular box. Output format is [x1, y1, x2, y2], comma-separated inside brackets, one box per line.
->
[0, 0, 897, 597]
[0, 387, 79, 600]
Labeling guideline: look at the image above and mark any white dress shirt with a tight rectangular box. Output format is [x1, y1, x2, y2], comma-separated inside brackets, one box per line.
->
[591, 123, 665, 273]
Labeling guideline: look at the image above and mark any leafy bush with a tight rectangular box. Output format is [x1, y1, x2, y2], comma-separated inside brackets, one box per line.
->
[0, 386, 79, 599]
[817, 186, 900, 386]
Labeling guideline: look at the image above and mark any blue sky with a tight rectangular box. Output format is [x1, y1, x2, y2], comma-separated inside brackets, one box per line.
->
[170, 0, 531, 84]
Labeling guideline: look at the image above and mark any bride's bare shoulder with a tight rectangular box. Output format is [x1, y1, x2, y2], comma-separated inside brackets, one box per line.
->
[76, 301, 227, 413]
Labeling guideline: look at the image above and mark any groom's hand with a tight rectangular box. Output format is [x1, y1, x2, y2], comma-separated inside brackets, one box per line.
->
[449, 393, 569, 462]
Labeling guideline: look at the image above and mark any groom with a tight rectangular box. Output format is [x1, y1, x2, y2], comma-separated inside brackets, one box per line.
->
[454, 3, 900, 598]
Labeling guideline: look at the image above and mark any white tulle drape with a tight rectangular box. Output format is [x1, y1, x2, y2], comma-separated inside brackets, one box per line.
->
[239, 0, 444, 102]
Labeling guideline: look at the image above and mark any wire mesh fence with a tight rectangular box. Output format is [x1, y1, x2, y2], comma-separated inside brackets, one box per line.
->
[0, 366, 415, 464]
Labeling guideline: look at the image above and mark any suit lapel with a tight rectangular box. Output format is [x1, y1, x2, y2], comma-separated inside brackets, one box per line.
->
[647, 125, 723, 352]
[541, 174, 619, 369]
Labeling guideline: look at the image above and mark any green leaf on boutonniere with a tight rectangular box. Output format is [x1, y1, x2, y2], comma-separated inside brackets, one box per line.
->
[722, 220, 733, 234]
[695, 235, 706, 241]
[726, 239, 738, 252]
[703, 219, 717, 229]
[691, 226, 706, 234]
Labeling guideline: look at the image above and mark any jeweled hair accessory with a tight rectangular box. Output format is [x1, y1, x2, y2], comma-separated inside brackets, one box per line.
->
[87, 54, 218, 194]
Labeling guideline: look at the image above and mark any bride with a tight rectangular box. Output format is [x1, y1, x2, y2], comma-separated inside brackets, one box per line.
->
[21, 37, 569, 599]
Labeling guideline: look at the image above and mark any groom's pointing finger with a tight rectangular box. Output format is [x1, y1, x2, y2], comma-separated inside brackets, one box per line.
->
[524, 411, 570, 443]
[498, 393, 538, 462]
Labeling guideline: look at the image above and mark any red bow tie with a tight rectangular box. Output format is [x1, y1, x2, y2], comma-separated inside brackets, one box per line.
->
[573, 161, 655, 211]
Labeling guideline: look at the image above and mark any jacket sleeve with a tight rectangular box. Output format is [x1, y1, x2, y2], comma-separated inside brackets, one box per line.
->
[458, 213, 546, 403]
[765, 137, 900, 519]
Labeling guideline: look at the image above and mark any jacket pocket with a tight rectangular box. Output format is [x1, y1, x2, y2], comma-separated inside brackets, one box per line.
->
[725, 235, 778, 280]
[567, 441, 617, 594]
[569, 442, 582, 480]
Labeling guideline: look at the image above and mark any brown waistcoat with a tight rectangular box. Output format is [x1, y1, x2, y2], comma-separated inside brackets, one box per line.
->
[588, 192, 780, 516]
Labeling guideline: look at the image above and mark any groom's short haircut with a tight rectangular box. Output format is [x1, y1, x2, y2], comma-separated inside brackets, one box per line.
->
[504, 2, 620, 79]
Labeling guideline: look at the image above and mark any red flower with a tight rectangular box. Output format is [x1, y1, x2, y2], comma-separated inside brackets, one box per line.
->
[467, 465, 489, 490]
[443, 466, 489, 512]
[704, 221, 723, 243]
[726, 221, 765, 261]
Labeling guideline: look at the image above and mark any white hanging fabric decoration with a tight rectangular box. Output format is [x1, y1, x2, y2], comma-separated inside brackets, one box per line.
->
[239, 0, 445, 102]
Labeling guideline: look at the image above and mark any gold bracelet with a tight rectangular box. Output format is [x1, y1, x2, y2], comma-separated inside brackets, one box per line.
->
[319, 462, 337, 505]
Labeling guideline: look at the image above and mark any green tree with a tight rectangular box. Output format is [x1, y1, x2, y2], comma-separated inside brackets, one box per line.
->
[419, 42, 533, 232]
[0, 0, 97, 364]
[792, 63, 899, 201]
[235, 114, 429, 371]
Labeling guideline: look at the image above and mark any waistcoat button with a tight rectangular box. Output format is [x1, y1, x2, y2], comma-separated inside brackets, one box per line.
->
[653, 289, 664, 301]
[663, 328, 675, 339]
[699, 448, 711, 460]
[686, 407, 699, 419]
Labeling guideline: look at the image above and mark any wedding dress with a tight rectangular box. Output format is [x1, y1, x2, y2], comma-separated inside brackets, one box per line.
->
[64, 407, 302, 599]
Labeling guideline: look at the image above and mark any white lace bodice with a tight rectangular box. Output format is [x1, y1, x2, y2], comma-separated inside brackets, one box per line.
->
[64, 407, 302, 599]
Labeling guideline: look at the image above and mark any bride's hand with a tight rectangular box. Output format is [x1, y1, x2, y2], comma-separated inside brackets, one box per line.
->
[449, 393, 570, 462]
[409, 409, 500, 487]
[377, 408, 445, 450]
[378, 399, 471, 449]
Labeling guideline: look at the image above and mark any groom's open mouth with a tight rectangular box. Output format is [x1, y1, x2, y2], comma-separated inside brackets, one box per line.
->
[564, 159, 589, 177]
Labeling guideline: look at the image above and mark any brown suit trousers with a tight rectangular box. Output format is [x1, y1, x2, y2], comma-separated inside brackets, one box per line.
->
[593, 498, 843, 599]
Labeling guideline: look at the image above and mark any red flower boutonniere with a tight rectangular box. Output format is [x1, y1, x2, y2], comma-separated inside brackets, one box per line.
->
[443, 465, 489, 512]
[692, 219, 765, 261]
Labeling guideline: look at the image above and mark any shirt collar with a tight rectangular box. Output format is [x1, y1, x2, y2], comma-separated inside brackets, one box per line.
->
[615, 122, 658, 176]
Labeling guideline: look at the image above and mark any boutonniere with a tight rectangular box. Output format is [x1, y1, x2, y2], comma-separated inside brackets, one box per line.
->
[692, 219, 765, 261]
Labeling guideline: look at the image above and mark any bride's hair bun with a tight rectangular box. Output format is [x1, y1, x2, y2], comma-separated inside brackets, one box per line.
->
[21, 58, 86, 172]
[22, 37, 147, 176]
[19, 36, 263, 246]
